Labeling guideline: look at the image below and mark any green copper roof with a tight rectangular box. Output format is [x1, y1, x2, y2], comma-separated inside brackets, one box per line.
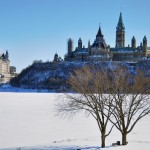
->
[116, 12, 125, 30]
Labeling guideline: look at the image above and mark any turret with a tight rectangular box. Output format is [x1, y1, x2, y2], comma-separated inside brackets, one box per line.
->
[68, 38, 73, 56]
[131, 36, 136, 49]
[88, 40, 90, 48]
[143, 36, 147, 54]
[88, 40, 91, 55]
[140, 42, 143, 48]
[78, 38, 82, 49]
[116, 12, 125, 48]
[6, 50, 9, 59]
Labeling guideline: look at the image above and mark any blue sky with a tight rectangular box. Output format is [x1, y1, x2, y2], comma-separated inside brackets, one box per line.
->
[0, 0, 150, 72]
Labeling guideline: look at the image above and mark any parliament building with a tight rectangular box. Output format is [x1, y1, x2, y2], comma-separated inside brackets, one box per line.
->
[64, 13, 150, 62]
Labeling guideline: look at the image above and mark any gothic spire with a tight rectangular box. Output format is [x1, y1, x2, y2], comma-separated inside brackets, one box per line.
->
[96, 26, 103, 38]
[116, 12, 125, 30]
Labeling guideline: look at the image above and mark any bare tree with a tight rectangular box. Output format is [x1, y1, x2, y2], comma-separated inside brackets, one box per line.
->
[56, 66, 150, 147]
[108, 67, 150, 145]
[56, 67, 114, 148]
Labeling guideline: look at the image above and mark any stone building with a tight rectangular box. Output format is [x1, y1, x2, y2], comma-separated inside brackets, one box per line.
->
[64, 13, 150, 62]
[0, 51, 16, 83]
[110, 12, 150, 61]
[65, 26, 110, 61]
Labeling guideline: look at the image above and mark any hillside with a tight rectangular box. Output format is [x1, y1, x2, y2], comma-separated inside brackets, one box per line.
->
[10, 61, 150, 92]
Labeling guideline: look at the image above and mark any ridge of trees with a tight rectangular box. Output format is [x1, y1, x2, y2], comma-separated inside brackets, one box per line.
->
[10, 61, 150, 91]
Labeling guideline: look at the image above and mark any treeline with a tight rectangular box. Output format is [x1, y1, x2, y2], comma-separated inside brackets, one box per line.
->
[10, 60, 150, 91]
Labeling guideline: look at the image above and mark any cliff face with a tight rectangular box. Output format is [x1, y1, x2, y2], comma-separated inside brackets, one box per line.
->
[10, 61, 150, 92]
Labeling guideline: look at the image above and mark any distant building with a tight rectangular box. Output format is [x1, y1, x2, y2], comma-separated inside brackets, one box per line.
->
[64, 13, 150, 62]
[0, 51, 16, 83]
[89, 26, 110, 61]
[65, 26, 110, 61]
[110, 12, 150, 61]
[53, 53, 63, 62]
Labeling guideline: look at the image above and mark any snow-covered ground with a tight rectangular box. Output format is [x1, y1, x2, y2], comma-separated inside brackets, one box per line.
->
[0, 93, 150, 150]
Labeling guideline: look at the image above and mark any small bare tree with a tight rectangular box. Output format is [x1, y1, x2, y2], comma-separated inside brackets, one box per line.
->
[108, 67, 150, 145]
[56, 67, 114, 148]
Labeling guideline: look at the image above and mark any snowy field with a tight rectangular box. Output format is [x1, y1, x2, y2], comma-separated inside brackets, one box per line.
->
[0, 93, 150, 150]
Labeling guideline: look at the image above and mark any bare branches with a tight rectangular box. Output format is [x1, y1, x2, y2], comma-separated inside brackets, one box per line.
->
[108, 67, 150, 145]
[56, 66, 115, 148]
[56, 66, 150, 146]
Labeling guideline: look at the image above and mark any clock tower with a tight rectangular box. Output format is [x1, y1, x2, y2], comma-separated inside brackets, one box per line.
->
[116, 12, 125, 48]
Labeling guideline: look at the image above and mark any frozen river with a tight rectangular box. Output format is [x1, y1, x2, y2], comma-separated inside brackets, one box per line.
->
[0, 93, 150, 150]
[0, 93, 101, 149]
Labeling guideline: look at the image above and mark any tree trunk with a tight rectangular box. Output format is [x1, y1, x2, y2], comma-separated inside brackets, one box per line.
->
[101, 132, 106, 148]
[122, 132, 127, 145]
